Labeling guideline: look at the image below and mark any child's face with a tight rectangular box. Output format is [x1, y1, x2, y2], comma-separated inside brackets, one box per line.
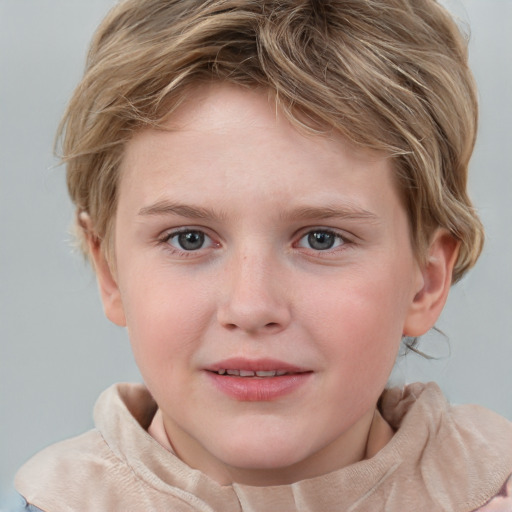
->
[97, 84, 430, 484]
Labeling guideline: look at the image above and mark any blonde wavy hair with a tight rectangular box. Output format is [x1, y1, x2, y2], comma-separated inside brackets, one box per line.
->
[60, 0, 483, 282]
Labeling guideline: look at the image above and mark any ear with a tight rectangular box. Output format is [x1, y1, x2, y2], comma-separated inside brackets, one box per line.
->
[79, 212, 126, 327]
[403, 229, 459, 337]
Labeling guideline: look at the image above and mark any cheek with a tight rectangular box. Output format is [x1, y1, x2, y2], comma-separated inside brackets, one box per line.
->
[118, 268, 214, 374]
[301, 265, 411, 371]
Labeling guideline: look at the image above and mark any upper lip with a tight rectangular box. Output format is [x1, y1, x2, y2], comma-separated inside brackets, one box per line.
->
[206, 357, 309, 374]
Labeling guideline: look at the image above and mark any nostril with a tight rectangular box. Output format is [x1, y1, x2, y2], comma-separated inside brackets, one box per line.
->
[217, 299, 291, 333]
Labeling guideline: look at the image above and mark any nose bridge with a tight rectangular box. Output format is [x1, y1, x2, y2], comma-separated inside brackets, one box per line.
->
[217, 244, 291, 334]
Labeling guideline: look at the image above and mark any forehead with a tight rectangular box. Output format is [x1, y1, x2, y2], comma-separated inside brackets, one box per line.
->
[117, 83, 402, 222]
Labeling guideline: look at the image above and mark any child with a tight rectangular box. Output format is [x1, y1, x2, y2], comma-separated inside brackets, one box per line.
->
[14, 0, 512, 510]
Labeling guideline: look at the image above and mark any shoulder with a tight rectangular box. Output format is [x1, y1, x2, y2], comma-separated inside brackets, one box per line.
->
[15, 428, 117, 481]
[14, 384, 145, 511]
[473, 473, 512, 512]
[383, 382, 512, 452]
[13, 384, 208, 512]
[449, 403, 512, 511]
[14, 429, 132, 509]
[13, 427, 222, 512]
[450, 399, 512, 441]
[380, 383, 512, 512]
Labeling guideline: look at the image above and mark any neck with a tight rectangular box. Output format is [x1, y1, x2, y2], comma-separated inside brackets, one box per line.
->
[148, 406, 395, 486]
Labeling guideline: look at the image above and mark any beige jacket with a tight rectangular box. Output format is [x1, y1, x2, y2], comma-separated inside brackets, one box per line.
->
[15, 382, 512, 512]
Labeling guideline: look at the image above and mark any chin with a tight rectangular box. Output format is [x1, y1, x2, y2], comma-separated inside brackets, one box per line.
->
[211, 432, 310, 471]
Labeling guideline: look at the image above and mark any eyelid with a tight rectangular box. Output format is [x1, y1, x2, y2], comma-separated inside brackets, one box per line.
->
[159, 226, 220, 255]
[293, 227, 354, 253]
[156, 225, 355, 258]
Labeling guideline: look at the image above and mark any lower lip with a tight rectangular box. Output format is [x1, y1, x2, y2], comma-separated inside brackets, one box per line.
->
[206, 371, 312, 401]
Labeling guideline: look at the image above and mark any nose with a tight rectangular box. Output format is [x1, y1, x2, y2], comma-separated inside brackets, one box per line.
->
[216, 250, 292, 335]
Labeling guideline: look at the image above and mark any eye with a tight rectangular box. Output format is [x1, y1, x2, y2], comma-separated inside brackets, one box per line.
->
[165, 229, 213, 251]
[297, 229, 345, 251]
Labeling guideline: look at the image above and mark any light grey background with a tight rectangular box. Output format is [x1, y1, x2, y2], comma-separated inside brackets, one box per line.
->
[1, 0, 511, 506]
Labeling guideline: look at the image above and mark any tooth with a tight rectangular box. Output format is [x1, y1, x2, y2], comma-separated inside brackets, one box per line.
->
[217, 369, 226, 375]
[255, 371, 277, 377]
[239, 370, 255, 377]
[227, 369, 240, 376]
[276, 370, 288, 376]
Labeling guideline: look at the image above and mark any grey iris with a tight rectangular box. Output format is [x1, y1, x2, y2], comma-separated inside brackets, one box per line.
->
[308, 231, 335, 250]
[178, 231, 205, 250]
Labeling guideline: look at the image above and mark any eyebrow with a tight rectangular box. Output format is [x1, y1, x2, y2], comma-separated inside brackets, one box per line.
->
[138, 201, 226, 220]
[138, 200, 379, 223]
[281, 205, 380, 223]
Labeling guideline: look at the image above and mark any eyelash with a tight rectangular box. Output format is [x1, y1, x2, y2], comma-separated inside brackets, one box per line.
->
[158, 227, 352, 257]
[159, 228, 217, 256]
[295, 228, 348, 253]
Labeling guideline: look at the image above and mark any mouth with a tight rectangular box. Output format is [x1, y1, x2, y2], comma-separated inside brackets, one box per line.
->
[210, 369, 294, 377]
[205, 358, 312, 401]
[206, 357, 309, 376]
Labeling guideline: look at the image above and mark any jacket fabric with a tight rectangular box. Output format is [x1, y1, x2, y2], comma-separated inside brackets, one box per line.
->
[15, 382, 512, 512]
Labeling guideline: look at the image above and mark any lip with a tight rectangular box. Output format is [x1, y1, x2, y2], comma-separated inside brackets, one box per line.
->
[205, 357, 312, 401]
[206, 357, 308, 373]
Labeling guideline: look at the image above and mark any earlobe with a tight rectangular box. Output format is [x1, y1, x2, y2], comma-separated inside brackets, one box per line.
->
[403, 230, 459, 337]
[79, 212, 127, 327]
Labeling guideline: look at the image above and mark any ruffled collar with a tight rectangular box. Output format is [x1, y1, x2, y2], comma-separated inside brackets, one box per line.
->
[93, 381, 512, 511]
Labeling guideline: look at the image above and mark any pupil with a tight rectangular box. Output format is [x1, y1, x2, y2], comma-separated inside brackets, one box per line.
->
[308, 231, 334, 250]
[178, 231, 204, 250]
